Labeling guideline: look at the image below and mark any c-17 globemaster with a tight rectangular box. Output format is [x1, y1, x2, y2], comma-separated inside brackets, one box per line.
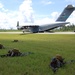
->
[17, 5, 75, 33]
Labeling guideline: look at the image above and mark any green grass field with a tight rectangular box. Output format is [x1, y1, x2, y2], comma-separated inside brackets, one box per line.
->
[0, 33, 75, 75]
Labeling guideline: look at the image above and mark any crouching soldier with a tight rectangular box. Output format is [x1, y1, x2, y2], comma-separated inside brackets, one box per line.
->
[50, 54, 65, 73]
[7, 48, 21, 57]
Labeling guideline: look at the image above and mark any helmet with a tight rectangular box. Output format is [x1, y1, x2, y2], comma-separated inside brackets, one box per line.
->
[56, 54, 62, 60]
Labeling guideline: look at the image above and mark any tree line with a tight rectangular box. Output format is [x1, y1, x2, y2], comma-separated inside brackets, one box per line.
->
[55, 24, 75, 32]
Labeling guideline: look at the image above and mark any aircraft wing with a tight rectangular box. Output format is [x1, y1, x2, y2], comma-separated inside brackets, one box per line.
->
[17, 21, 39, 30]
[17, 23, 40, 33]
[18, 25, 39, 29]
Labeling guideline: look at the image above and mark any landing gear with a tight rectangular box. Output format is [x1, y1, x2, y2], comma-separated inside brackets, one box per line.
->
[22, 29, 25, 33]
[23, 31, 25, 33]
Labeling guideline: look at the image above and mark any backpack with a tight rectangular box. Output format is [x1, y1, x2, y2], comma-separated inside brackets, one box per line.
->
[50, 57, 60, 68]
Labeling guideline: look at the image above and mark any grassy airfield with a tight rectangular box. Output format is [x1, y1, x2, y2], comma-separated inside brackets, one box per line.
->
[0, 33, 75, 75]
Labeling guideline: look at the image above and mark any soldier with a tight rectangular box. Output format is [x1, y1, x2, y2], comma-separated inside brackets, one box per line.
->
[0, 44, 5, 49]
[7, 48, 21, 57]
[0, 48, 34, 57]
[50, 54, 65, 73]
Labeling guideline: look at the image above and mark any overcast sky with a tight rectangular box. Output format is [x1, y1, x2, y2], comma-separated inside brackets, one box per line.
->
[0, 0, 75, 29]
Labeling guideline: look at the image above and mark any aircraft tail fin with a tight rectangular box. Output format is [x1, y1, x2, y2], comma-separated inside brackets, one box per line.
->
[56, 5, 75, 22]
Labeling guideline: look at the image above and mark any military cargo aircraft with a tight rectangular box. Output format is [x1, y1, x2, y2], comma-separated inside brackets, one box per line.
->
[17, 5, 75, 33]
